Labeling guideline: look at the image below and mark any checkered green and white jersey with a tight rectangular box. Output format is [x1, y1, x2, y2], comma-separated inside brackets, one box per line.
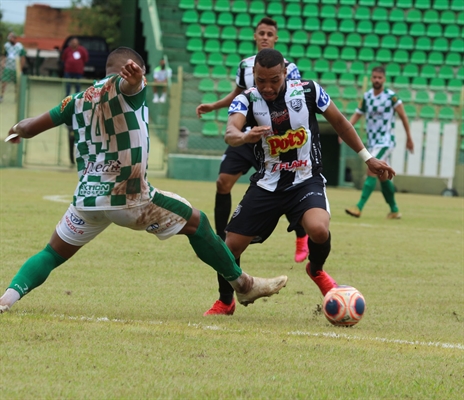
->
[49, 74, 155, 210]
[356, 88, 402, 148]
[4, 42, 26, 70]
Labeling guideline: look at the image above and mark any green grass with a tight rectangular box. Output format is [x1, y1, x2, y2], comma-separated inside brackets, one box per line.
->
[0, 169, 463, 399]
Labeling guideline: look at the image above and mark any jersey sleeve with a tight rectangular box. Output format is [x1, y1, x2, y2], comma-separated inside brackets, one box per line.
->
[117, 75, 147, 110]
[228, 93, 250, 117]
[391, 93, 403, 108]
[286, 62, 301, 80]
[313, 81, 331, 113]
[49, 95, 76, 126]
[235, 60, 247, 89]
[356, 95, 367, 114]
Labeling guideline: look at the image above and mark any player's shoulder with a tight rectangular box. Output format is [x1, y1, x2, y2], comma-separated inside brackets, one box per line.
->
[240, 55, 256, 67]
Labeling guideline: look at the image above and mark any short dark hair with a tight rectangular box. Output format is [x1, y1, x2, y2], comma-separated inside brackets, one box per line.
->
[255, 48, 284, 69]
[255, 17, 278, 30]
[372, 66, 386, 75]
[106, 47, 145, 69]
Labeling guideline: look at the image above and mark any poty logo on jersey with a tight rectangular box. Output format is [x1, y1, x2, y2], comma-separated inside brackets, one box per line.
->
[78, 183, 111, 197]
[271, 159, 308, 173]
[83, 160, 122, 175]
[318, 87, 330, 108]
[266, 127, 308, 156]
[229, 100, 247, 113]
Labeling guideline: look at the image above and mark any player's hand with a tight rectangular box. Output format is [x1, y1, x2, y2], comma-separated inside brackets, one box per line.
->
[5, 125, 21, 144]
[406, 137, 414, 154]
[119, 59, 144, 86]
[245, 126, 271, 143]
[196, 104, 214, 118]
[366, 158, 396, 181]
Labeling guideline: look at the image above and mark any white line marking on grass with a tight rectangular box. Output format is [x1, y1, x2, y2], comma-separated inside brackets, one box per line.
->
[289, 331, 464, 350]
[43, 195, 71, 203]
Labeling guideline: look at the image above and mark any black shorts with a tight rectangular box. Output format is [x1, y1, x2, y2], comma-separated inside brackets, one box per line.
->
[226, 175, 329, 243]
[219, 143, 260, 176]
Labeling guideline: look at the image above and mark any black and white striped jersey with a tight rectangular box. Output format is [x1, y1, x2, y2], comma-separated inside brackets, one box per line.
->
[228, 80, 331, 192]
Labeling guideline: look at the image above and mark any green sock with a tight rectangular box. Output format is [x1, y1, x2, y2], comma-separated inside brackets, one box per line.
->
[357, 176, 377, 210]
[9, 244, 67, 298]
[381, 179, 399, 212]
[187, 211, 242, 281]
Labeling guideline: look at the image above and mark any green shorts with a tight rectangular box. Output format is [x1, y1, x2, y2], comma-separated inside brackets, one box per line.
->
[1, 68, 16, 83]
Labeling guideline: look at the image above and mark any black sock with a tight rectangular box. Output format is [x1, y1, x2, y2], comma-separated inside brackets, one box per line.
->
[217, 257, 239, 305]
[214, 193, 231, 241]
[294, 224, 307, 238]
[308, 232, 331, 275]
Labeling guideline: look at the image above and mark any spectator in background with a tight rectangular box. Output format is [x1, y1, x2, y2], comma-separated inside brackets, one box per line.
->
[152, 59, 171, 103]
[61, 37, 88, 96]
[1, 32, 26, 103]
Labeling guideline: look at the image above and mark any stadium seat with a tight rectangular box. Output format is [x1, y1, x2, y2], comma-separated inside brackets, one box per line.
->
[428, 51, 445, 65]
[217, 12, 233, 26]
[346, 33, 362, 47]
[326, 85, 341, 100]
[293, 30, 308, 45]
[182, 10, 199, 24]
[214, 0, 230, 12]
[427, 24, 443, 38]
[392, 22, 408, 36]
[374, 21, 391, 35]
[378, 0, 395, 6]
[403, 64, 419, 78]
[305, 18, 321, 31]
[200, 109, 216, 121]
[445, 53, 462, 67]
[249, 0, 265, 14]
[331, 61, 348, 74]
[437, 66, 454, 80]
[204, 39, 220, 53]
[285, 4, 302, 17]
[420, 65, 437, 79]
[355, 7, 371, 20]
[381, 35, 397, 49]
[419, 105, 436, 119]
[411, 51, 427, 65]
[385, 62, 401, 77]
[339, 20, 356, 33]
[416, 37, 432, 51]
[372, 7, 388, 21]
[457, 11, 464, 25]
[357, 20, 373, 34]
[290, 44, 306, 59]
[339, 72, 356, 86]
[204, 25, 220, 38]
[187, 38, 203, 52]
[376, 49, 392, 63]
[217, 108, 229, 122]
[393, 76, 410, 88]
[200, 11, 216, 25]
[433, 0, 449, 10]
[225, 54, 241, 68]
[267, 2, 283, 15]
[344, 101, 359, 115]
[278, 29, 291, 44]
[197, 0, 213, 11]
[193, 65, 210, 78]
[396, 0, 413, 8]
[432, 37, 449, 52]
[406, 9, 422, 23]
[201, 92, 217, 103]
[432, 92, 448, 105]
[415, 0, 432, 9]
[440, 10, 457, 24]
[450, 38, 464, 53]
[274, 43, 288, 54]
[207, 52, 223, 66]
[238, 27, 254, 41]
[232, 0, 248, 13]
[404, 104, 417, 119]
[310, 31, 326, 46]
[303, 4, 318, 18]
[306, 45, 322, 59]
[340, 47, 357, 61]
[397, 89, 412, 103]
[450, 93, 461, 107]
[217, 79, 233, 93]
[202, 121, 220, 136]
[287, 17, 304, 30]
[389, 9, 405, 22]
[340, 0, 357, 5]
[337, 6, 353, 19]
[297, 58, 312, 74]
[451, 0, 464, 11]
[448, 79, 463, 92]
[221, 26, 237, 40]
[328, 32, 344, 46]
[322, 19, 339, 33]
[350, 61, 366, 75]
[179, 0, 195, 10]
[444, 25, 460, 38]
[235, 13, 251, 27]
[186, 24, 202, 38]
[358, 48, 374, 62]
[199, 78, 215, 91]
[320, 72, 337, 85]
[457, 67, 464, 80]
[314, 59, 330, 73]
[410, 22, 426, 37]
[364, 34, 380, 48]
[320, 5, 336, 19]
[423, 10, 439, 24]
[439, 107, 455, 121]
[272, 15, 286, 29]
[393, 49, 409, 63]
[238, 42, 254, 56]
[411, 77, 428, 90]
[211, 65, 229, 79]
[429, 77, 446, 91]
[342, 87, 359, 100]
[190, 51, 207, 65]
[323, 46, 339, 60]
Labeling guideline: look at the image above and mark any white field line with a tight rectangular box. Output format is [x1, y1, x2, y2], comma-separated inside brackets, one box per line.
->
[43, 195, 72, 204]
[28, 312, 464, 351]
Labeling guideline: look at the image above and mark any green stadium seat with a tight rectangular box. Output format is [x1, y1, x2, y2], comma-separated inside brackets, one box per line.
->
[406, 9, 422, 23]
[251, 14, 266, 26]
[337, 6, 353, 19]
[457, 67, 464, 80]
[344, 101, 359, 115]
[303, 5, 318, 18]
[217, 79, 233, 93]
[217, 108, 229, 122]
[182, 10, 199, 24]
[310, 31, 326, 46]
[203, 25, 219, 38]
[415, 36, 432, 51]
[232, 0, 248, 13]
[235, 13, 251, 27]
[321, 5, 336, 19]
[376, 49, 392, 63]
[332, 61, 346, 74]
[339, 0, 357, 4]
[396, 0, 413, 8]
[272, 15, 286, 29]
[374, 21, 391, 35]
[190, 51, 207, 65]
[372, 7, 388, 21]
[200, 109, 216, 121]
[423, 10, 439, 23]
[287, 17, 304, 30]
[429, 77, 446, 90]
[427, 51, 444, 65]
[346, 33, 362, 47]
[187, 38, 203, 52]
[366, 62, 379, 73]
[267, 2, 283, 15]
[437, 66, 454, 80]
[414, 90, 430, 104]
[339, 19, 356, 33]
[211, 65, 229, 79]
[420, 65, 437, 79]
[439, 107, 455, 121]
[207, 52, 223, 66]
[433, 0, 449, 9]
[393, 76, 410, 88]
[322, 19, 339, 33]
[204, 39, 220, 53]
[278, 29, 291, 44]
[432, 92, 448, 105]
[445, 53, 462, 67]
[427, 24, 443, 38]
[199, 78, 215, 91]
[392, 22, 408, 36]
[323, 46, 339, 60]
[410, 23, 426, 37]
[432, 37, 449, 52]
[201, 92, 217, 103]
[238, 42, 254, 56]
[200, 11, 216, 25]
[419, 105, 436, 119]
[197, 0, 213, 11]
[358, 48, 374, 61]
[350, 61, 366, 75]
[339, 72, 356, 86]
[320, 72, 337, 85]
[411, 50, 427, 65]
[440, 10, 456, 24]
[357, 20, 373, 34]
[381, 35, 397, 49]
[340, 47, 357, 61]
[221, 26, 237, 40]
[290, 44, 306, 59]
[360, 0, 376, 5]
[306, 45, 322, 59]
[403, 63, 419, 78]
[194, 65, 210, 78]
[448, 79, 463, 92]
[393, 49, 409, 63]
[217, 12, 233, 26]
[238, 27, 254, 41]
[326, 85, 341, 100]
[411, 77, 428, 90]
[397, 89, 413, 103]
[214, 0, 230, 12]
[305, 18, 321, 31]
[285, 4, 302, 17]
[221, 40, 237, 54]
[450, 38, 464, 52]
[357, 74, 369, 86]
[202, 121, 220, 136]
[314, 59, 330, 73]
[179, 0, 195, 10]
[451, 0, 464, 11]
[364, 34, 380, 48]
[404, 104, 417, 119]
[389, 9, 405, 22]
[450, 93, 461, 107]
[249, 0, 265, 14]
[355, 7, 371, 20]
[458, 11, 464, 24]
[378, 0, 395, 6]
[342, 86, 359, 100]
[385, 62, 401, 77]
[297, 58, 312, 74]
[274, 43, 288, 54]
[444, 25, 460, 38]
[186, 24, 202, 38]
[225, 54, 241, 68]
[328, 32, 344, 46]
[293, 30, 308, 45]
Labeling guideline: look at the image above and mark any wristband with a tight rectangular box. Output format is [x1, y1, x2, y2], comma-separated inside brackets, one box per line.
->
[358, 148, 373, 162]
[12, 124, 18, 133]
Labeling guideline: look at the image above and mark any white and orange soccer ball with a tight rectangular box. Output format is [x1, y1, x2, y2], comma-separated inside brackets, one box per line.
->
[323, 286, 366, 327]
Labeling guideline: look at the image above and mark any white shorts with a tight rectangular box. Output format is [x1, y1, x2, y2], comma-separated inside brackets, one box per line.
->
[369, 146, 394, 163]
[56, 190, 192, 246]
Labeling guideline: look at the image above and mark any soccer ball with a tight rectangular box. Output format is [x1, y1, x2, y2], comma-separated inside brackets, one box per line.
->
[322, 286, 366, 327]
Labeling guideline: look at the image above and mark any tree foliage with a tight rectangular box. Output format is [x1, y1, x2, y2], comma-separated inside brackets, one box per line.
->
[70, 0, 122, 49]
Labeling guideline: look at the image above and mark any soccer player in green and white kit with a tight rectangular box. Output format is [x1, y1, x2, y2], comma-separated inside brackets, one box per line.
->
[345, 66, 414, 219]
[0, 47, 287, 314]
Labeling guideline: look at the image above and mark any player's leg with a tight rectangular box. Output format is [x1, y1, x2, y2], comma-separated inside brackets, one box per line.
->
[378, 148, 401, 218]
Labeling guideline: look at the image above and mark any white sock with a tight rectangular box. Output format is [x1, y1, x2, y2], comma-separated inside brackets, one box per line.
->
[0, 288, 21, 307]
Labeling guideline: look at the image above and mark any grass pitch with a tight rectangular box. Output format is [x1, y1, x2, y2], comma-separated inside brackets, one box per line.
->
[0, 168, 463, 399]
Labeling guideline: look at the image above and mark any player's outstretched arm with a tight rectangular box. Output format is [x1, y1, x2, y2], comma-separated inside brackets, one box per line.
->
[196, 86, 243, 118]
[6, 112, 56, 143]
[225, 113, 269, 147]
[119, 59, 144, 95]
